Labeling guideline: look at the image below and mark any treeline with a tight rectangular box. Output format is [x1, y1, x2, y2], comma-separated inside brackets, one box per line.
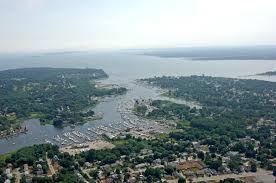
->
[0, 67, 108, 81]
[256, 71, 276, 76]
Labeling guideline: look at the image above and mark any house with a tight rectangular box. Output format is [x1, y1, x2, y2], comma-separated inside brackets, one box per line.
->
[135, 163, 149, 169]
[120, 155, 126, 160]
[84, 162, 91, 168]
[192, 141, 201, 149]
[23, 164, 30, 176]
[196, 170, 205, 177]
[53, 155, 59, 162]
[35, 164, 44, 175]
[183, 170, 195, 178]
[5, 168, 13, 179]
[140, 149, 153, 155]
[153, 158, 162, 165]
[37, 158, 45, 163]
[152, 164, 164, 169]
[227, 151, 239, 157]
[103, 133, 115, 139]
[5, 168, 11, 175]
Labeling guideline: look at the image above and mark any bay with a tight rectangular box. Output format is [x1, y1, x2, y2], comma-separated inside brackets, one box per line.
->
[0, 51, 276, 154]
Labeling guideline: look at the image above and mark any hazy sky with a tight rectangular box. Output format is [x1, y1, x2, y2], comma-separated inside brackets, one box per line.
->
[0, 0, 276, 52]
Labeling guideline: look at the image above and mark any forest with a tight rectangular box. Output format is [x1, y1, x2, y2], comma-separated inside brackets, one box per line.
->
[0, 68, 126, 130]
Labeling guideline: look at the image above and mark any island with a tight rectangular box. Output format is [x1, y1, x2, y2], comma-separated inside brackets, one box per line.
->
[0, 68, 126, 136]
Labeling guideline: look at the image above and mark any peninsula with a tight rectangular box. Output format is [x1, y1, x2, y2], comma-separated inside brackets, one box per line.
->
[0, 68, 126, 136]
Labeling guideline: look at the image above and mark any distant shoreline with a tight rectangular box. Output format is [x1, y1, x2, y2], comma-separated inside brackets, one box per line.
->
[255, 71, 276, 76]
[140, 45, 276, 61]
[142, 53, 276, 61]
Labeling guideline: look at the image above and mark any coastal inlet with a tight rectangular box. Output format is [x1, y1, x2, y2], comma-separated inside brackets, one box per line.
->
[0, 77, 173, 154]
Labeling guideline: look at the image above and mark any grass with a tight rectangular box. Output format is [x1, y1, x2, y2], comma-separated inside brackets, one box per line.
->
[176, 120, 190, 129]
[28, 112, 45, 119]
[154, 133, 169, 139]
[200, 145, 209, 152]
[112, 139, 128, 146]
[27, 112, 53, 125]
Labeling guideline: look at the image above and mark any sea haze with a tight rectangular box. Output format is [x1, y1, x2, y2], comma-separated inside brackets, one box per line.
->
[140, 45, 276, 60]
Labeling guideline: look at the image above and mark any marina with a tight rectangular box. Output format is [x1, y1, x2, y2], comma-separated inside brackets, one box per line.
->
[48, 99, 174, 147]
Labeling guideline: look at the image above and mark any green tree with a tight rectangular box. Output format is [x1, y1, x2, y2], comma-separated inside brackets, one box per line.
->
[250, 162, 257, 172]
[273, 167, 276, 176]
[197, 151, 205, 160]
[178, 177, 186, 183]
[90, 169, 99, 179]
[164, 166, 175, 175]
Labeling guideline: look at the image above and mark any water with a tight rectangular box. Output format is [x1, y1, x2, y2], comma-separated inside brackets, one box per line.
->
[0, 51, 276, 154]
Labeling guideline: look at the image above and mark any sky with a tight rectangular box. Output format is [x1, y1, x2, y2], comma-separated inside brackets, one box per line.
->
[0, 0, 276, 53]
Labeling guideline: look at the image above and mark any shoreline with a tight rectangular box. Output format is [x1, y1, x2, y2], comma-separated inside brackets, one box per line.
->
[136, 80, 202, 109]
[0, 127, 28, 139]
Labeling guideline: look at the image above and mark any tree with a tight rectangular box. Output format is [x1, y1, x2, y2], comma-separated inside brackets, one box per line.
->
[228, 156, 241, 171]
[273, 167, 276, 176]
[250, 162, 257, 172]
[208, 159, 222, 171]
[232, 143, 246, 153]
[56, 171, 80, 183]
[164, 166, 175, 175]
[197, 151, 205, 160]
[86, 150, 96, 162]
[178, 177, 186, 183]
[20, 176, 27, 183]
[271, 148, 276, 158]
[220, 178, 244, 183]
[53, 119, 63, 127]
[90, 169, 99, 179]
[144, 168, 162, 181]
[32, 176, 53, 183]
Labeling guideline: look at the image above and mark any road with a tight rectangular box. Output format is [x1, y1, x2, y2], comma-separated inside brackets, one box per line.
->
[46, 152, 56, 176]
[13, 168, 21, 183]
